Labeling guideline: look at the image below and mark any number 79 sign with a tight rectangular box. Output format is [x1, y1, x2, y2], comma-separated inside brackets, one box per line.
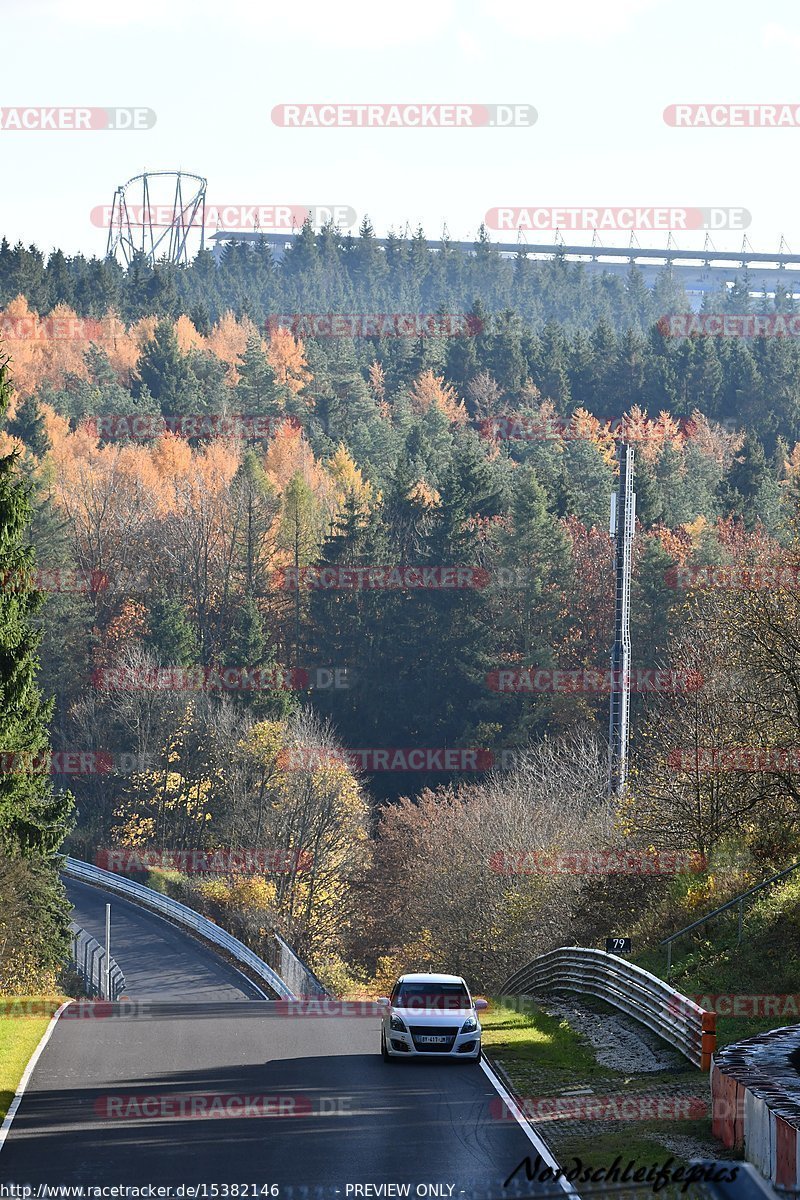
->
[605, 936, 632, 954]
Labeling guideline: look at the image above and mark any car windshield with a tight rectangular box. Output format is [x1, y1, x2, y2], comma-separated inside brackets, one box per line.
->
[392, 983, 471, 1010]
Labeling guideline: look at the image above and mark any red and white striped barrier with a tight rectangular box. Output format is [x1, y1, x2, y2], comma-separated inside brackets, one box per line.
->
[712, 1026, 800, 1191]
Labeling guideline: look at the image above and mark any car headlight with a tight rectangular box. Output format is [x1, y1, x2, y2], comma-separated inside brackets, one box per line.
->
[390, 1015, 407, 1032]
[461, 1016, 478, 1033]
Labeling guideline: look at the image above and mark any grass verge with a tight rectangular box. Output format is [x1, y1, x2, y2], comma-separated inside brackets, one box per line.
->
[635, 871, 800, 1047]
[482, 999, 610, 1082]
[0, 997, 67, 1122]
[481, 998, 737, 1179]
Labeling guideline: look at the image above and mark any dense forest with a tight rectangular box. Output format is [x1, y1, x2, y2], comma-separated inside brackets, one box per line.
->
[3, 224, 800, 993]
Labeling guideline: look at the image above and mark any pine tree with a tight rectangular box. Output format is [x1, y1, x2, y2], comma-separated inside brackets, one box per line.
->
[536, 322, 572, 406]
[133, 319, 201, 414]
[719, 432, 783, 533]
[278, 473, 323, 668]
[496, 465, 570, 662]
[144, 596, 198, 666]
[235, 334, 279, 415]
[7, 394, 50, 458]
[225, 594, 265, 668]
[230, 450, 280, 596]
[633, 457, 666, 527]
[0, 355, 73, 982]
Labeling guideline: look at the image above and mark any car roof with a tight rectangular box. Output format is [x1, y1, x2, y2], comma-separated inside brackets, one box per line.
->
[395, 973, 465, 984]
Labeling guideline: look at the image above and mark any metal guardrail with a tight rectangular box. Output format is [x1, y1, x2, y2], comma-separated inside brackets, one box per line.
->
[502, 946, 716, 1070]
[63, 857, 296, 1000]
[69, 921, 126, 1000]
[661, 857, 800, 975]
[274, 932, 329, 998]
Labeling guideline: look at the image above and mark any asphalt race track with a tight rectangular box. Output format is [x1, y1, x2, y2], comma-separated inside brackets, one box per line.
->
[65, 878, 263, 1001]
[0, 880, 558, 1197]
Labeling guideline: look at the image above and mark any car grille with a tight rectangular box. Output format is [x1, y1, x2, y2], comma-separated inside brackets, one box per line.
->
[409, 1025, 459, 1052]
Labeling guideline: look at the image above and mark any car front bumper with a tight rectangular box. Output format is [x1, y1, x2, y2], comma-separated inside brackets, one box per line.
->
[385, 1024, 481, 1059]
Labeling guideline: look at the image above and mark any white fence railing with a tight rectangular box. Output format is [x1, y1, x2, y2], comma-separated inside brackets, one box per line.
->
[63, 857, 296, 1000]
[502, 946, 716, 1070]
[70, 921, 126, 1000]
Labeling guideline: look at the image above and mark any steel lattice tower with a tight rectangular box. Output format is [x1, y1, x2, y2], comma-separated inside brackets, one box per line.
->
[609, 441, 636, 795]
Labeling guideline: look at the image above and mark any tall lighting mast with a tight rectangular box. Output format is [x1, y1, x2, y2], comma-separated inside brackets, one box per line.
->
[609, 441, 636, 796]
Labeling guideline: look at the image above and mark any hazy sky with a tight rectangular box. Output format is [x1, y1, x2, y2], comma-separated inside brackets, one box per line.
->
[1, 0, 798, 260]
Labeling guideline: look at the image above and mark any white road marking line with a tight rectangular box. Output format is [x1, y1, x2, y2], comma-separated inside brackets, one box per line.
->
[480, 1055, 576, 1195]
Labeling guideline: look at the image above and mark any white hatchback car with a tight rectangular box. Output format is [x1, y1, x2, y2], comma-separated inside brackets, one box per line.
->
[378, 972, 487, 1062]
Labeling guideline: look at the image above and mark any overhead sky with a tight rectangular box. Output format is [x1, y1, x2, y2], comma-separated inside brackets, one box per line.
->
[1, 0, 798, 260]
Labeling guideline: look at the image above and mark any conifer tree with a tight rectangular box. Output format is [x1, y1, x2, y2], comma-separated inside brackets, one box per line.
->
[0, 355, 73, 982]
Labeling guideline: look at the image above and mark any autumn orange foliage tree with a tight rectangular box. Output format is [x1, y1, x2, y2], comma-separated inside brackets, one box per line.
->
[408, 369, 468, 425]
[266, 328, 312, 397]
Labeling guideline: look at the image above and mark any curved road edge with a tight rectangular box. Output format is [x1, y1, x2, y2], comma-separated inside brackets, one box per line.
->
[63, 858, 293, 999]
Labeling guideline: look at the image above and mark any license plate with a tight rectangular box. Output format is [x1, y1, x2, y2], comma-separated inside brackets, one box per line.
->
[418, 1035, 449, 1044]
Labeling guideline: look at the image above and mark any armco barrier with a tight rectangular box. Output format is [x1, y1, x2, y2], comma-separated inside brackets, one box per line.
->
[712, 1025, 800, 1192]
[274, 931, 328, 999]
[502, 946, 716, 1069]
[63, 857, 296, 999]
[70, 921, 126, 1000]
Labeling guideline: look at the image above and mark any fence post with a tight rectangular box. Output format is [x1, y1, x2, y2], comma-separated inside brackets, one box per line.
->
[104, 903, 111, 1000]
[701, 1010, 717, 1071]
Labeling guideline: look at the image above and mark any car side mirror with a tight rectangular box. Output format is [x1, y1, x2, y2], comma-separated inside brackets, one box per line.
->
[474, 999, 489, 1010]
[377, 997, 390, 1005]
